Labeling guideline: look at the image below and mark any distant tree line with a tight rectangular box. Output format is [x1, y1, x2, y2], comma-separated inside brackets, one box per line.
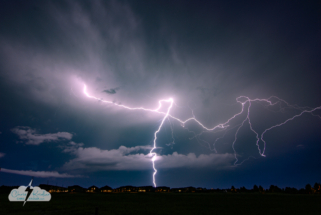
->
[231, 183, 321, 194]
[1, 183, 320, 194]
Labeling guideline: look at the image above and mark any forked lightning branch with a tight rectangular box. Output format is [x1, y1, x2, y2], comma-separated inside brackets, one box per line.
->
[83, 85, 321, 187]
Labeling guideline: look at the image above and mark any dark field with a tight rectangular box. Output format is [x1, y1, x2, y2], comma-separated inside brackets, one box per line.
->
[1, 192, 321, 215]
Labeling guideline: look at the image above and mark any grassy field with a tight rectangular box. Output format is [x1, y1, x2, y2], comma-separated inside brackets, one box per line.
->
[1, 192, 321, 215]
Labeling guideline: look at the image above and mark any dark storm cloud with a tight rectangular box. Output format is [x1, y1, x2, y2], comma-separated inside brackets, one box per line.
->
[0, 0, 320, 188]
[102, 87, 119, 95]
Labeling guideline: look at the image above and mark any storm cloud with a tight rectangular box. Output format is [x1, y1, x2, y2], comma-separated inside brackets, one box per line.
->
[0, 0, 320, 188]
[102, 88, 119, 95]
[62, 145, 235, 171]
[11, 126, 73, 145]
[1, 168, 83, 178]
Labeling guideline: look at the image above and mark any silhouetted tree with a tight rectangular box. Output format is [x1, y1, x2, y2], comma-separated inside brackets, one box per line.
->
[285, 187, 298, 194]
[253, 185, 259, 192]
[240, 186, 247, 192]
[259, 185, 264, 193]
[269, 185, 275, 192]
[313, 183, 320, 192]
[231, 186, 236, 192]
[305, 184, 312, 194]
[269, 185, 281, 193]
[275, 186, 281, 192]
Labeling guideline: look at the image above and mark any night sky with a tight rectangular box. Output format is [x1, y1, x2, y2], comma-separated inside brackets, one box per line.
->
[0, 0, 320, 189]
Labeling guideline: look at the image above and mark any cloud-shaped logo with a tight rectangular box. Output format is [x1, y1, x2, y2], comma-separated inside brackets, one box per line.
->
[9, 185, 51, 205]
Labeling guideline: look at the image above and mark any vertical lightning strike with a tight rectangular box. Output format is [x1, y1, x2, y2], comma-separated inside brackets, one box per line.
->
[83, 84, 321, 186]
[84, 85, 174, 187]
[231, 102, 248, 165]
[149, 98, 173, 187]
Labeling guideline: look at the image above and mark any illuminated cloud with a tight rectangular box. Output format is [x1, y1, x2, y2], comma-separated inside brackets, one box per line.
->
[62, 145, 234, 171]
[157, 152, 234, 169]
[0, 0, 320, 188]
[59, 141, 84, 153]
[1, 168, 82, 178]
[0, 152, 5, 158]
[11, 126, 73, 145]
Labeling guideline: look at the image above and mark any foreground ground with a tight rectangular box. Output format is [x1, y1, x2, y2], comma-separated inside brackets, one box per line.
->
[1, 192, 321, 215]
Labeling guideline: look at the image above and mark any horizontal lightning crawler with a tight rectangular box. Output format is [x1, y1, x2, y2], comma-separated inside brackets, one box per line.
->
[83, 85, 321, 186]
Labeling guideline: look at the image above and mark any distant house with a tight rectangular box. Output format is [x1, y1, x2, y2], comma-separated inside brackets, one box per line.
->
[100, 185, 113, 193]
[87, 185, 99, 193]
[155, 186, 170, 192]
[196, 187, 208, 193]
[184, 187, 196, 193]
[138, 186, 155, 192]
[114, 186, 137, 193]
[39, 184, 68, 193]
[209, 188, 222, 193]
[170, 188, 182, 193]
[68, 185, 86, 193]
[138, 187, 146, 192]
[170, 187, 196, 193]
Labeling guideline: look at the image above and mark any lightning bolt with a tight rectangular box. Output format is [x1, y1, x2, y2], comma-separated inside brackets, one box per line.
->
[149, 98, 173, 187]
[83, 85, 321, 186]
[23, 177, 33, 206]
[84, 85, 173, 187]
